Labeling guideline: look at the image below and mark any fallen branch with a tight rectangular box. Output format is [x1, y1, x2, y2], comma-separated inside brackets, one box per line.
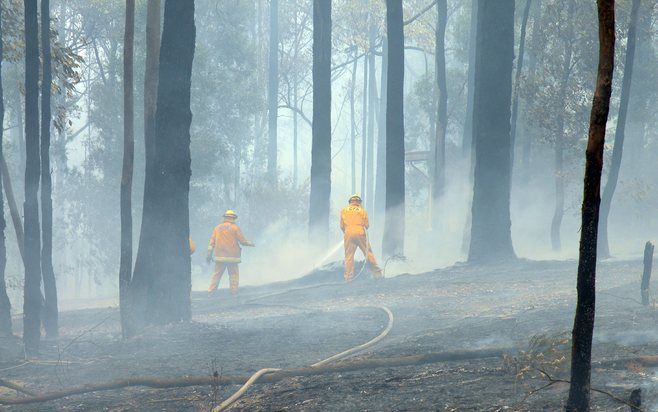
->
[0, 378, 37, 396]
[525, 369, 645, 412]
[0, 348, 510, 405]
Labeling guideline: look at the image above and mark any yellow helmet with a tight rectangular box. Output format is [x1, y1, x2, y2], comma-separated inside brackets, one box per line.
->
[223, 210, 238, 219]
[348, 194, 362, 203]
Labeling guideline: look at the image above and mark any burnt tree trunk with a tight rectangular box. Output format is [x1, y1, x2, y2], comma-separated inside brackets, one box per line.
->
[598, 0, 640, 259]
[551, 1, 575, 252]
[0, 4, 11, 337]
[641, 241, 653, 306]
[468, 0, 516, 263]
[40, 0, 58, 339]
[350, 53, 357, 193]
[23, 0, 42, 355]
[309, 0, 332, 244]
[374, 36, 388, 225]
[120, 0, 135, 338]
[128, 0, 160, 337]
[431, 0, 447, 227]
[267, 0, 278, 183]
[360, 47, 368, 198]
[566, 0, 615, 410]
[366, 20, 377, 211]
[521, 0, 544, 171]
[143, 0, 160, 214]
[382, 0, 405, 258]
[1, 154, 24, 260]
[462, 0, 477, 158]
[509, 0, 532, 167]
[130, 0, 195, 331]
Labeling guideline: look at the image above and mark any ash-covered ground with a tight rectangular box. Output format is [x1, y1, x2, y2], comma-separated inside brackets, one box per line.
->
[1, 259, 657, 411]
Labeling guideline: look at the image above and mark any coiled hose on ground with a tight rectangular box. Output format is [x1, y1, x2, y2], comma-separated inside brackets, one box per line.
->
[212, 305, 394, 412]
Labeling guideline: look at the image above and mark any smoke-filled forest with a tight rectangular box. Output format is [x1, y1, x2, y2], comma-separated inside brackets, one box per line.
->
[0, 0, 657, 410]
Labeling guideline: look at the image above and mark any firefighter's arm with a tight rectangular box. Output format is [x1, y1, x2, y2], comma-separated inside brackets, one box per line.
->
[363, 210, 370, 230]
[236, 227, 255, 247]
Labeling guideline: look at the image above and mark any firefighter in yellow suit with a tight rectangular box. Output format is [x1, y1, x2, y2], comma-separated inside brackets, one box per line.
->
[340, 194, 383, 282]
[206, 210, 254, 294]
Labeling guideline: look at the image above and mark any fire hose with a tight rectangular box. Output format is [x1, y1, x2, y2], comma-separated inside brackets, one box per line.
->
[212, 305, 394, 412]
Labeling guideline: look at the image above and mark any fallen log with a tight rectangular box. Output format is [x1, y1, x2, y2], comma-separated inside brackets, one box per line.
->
[0, 378, 37, 396]
[0, 347, 510, 405]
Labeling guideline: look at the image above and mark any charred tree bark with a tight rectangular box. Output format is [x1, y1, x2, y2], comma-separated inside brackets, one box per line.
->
[128, 0, 159, 337]
[0, 4, 11, 338]
[309, 0, 332, 244]
[641, 241, 653, 306]
[350, 54, 357, 193]
[40, 0, 58, 339]
[143, 0, 160, 208]
[521, 0, 543, 171]
[120, 0, 135, 338]
[360, 48, 368, 198]
[551, 2, 575, 252]
[1, 155, 24, 260]
[23, 0, 42, 354]
[374, 36, 388, 224]
[468, 0, 516, 263]
[509, 0, 531, 167]
[431, 0, 447, 227]
[462, 0, 477, 158]
[598, 0, 640, 259]
[267, 0, 278, 183]
[366, 20, 377, 211]
[382, 0, 405, 258]
[566, 1, 615, 410]
[130, 0, 195, 331]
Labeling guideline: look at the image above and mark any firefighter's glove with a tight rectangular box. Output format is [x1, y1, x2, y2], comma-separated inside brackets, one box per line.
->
[206, 252, 213, 264]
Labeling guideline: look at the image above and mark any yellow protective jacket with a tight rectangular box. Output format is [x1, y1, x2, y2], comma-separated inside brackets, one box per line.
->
[340, 205, 370, 238]
[208, 221, 251, 263]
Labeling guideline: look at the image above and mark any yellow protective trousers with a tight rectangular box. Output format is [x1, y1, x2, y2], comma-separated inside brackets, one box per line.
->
[208, 262, 239, 293]
[344, 234, 382, 281]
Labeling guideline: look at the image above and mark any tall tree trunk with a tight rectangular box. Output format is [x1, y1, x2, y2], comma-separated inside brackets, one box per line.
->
[130, 0, 195, 331]
[40, 0, 58, 339]
[551, 2, 575, 252]
[350, 53, 357, 193]
[267, 0, 278, 183]
[0, 3, 11, 338]
[13, 90, 26, 178]
[521, 0, 543, 170]
[23, 0, 42, 355]
[0, 155, 23, 260]
[597, 0, 640, 259]
[382, 0, 405, 258]
[509, 0, 532, 167]
[292, 55, 299, 187]
[462, 0, 477, 158]
[309, 0, 332, 244]
[431, 0, 447, 228]
[143, 0, 161, 203]
[360, 49, 368, 197]
[566, 1, 615, 409]
[120, 0, 135, 338]
[374, 36, 388, 224]
[366, 20, 377, 211]
[128, 0, 159, 337]
[468, 0, 516, 264]
[623, 1, 654, 173]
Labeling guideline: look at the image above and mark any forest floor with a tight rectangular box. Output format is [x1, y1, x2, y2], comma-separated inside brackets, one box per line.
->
[1, 258, 658, 411]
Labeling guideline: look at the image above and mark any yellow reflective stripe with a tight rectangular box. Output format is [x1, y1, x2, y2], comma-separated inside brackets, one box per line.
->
[215, 257, 241, 263]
